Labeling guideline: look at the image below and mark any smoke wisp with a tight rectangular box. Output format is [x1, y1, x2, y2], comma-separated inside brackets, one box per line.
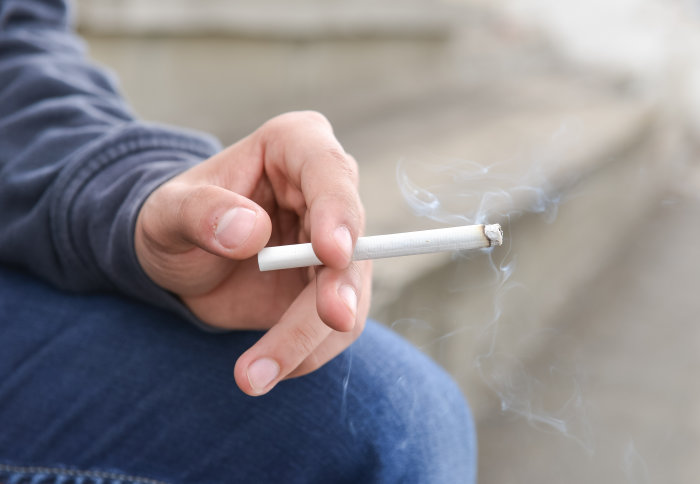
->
[395, 124, 596, 452]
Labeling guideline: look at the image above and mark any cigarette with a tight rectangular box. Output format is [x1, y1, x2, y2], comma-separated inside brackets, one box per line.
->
[258, 224, 503, 271]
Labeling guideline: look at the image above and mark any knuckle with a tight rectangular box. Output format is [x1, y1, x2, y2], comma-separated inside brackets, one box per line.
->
[315, 190, 361, 222]
[178, 184, 218, 237]
[177, 185, 207, 219]
[324, 146, 350, 169]
[289, 325, 321, 358]
[298, 110, 330, 126]
[269, 110, 330, 131]
[323, 148, 359, 189]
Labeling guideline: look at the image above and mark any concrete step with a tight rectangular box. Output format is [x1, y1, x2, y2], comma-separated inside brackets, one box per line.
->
[340, 74, 658, 313]
[76, 0, 454, 40]
[476, 194, 700, 483]
[78, 0, 559, 145]
[77, 0, 462, 145]
[336, 72, 680, 421]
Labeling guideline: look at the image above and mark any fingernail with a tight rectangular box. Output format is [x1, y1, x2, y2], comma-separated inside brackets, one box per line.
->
[215, 208, 257, 249]
[338, 284, 357, 318]
[333, 225, 353, 261]
[247, 358, 280, 394]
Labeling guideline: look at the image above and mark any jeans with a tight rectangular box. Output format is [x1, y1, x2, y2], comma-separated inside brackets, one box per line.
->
[0, 267, 477, 483]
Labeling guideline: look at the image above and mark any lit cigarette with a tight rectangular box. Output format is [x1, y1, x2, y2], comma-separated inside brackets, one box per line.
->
[258, 224, 503, 271]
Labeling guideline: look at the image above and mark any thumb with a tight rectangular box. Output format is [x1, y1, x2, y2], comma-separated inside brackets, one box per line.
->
[144, 182, 272, 260]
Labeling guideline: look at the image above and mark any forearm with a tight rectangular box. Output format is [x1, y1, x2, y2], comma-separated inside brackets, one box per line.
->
[0, 0, 221, 319]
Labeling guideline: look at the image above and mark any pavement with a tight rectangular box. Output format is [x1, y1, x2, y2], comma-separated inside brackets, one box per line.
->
[476, 191, 700, 483]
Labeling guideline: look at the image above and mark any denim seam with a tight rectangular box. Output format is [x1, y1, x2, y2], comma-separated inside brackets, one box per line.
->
[0, 463, 168, 484]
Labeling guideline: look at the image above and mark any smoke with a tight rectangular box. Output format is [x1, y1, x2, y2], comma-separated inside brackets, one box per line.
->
[395, 122, 596, 453]
[396, 120, 570, 227]
[622, 441, 652, 484]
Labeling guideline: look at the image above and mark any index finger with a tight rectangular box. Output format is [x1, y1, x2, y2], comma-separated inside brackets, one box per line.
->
[258, 111, 365, 269]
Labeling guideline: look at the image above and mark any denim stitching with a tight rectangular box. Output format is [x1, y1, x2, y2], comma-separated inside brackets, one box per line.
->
[0, 463, 168, 484]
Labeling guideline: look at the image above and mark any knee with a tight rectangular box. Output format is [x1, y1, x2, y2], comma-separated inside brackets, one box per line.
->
[0, 268, 477, 484]
[332, 321, 477, 483]
[152, 321, 477, 483]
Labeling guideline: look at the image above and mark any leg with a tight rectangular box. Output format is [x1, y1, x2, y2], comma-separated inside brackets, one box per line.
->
[0, 267, 476, 483]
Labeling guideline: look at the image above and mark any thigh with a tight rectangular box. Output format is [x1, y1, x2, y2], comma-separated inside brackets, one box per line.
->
[0, 267, 476, 484]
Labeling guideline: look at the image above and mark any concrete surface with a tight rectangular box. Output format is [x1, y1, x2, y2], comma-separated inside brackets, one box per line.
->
[77, 0, 454, 40]
[77, 0, 459, 145]
[476, 192, 700, 483]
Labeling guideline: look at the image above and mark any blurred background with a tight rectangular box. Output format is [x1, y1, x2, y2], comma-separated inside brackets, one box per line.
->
[75, 0, 700, 482]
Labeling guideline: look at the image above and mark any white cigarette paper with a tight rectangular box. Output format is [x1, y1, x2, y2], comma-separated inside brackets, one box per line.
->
[258, 224, 503, 271]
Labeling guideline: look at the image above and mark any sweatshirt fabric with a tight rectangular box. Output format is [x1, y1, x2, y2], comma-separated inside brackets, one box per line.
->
[0, 0, 223, 327]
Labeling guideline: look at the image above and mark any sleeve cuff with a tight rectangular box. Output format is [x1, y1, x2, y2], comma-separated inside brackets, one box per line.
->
[50, 121, 227, 332]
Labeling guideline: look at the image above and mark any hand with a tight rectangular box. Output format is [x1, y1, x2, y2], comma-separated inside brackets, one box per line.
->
[134, 111, 372, 396]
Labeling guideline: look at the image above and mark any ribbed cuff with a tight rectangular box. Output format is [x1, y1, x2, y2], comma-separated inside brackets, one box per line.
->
[50, 121, 225, 331]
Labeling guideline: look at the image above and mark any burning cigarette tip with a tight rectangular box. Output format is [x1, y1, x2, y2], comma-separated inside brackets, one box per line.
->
[484, 223, 503, 246]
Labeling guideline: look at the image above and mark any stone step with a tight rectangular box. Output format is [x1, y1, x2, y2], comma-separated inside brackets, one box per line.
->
[76, 0, 454, 40]
[336, 73, 675, 418]
[77, 0, 463, 145]
[340, 74, 656, 308]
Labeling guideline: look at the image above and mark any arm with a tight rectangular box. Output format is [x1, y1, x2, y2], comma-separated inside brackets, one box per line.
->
[0, 0, 372, 396]
[0, 0, 221, 323]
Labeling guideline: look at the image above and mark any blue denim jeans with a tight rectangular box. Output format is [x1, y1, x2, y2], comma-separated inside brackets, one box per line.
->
[0, 267, 476, 483]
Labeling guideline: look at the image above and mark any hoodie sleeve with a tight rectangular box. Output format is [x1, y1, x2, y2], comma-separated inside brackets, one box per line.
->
[0, 0, 223, 326]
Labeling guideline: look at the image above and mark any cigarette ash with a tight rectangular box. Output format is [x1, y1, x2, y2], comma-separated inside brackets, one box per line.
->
[394, 126, 595, 453]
